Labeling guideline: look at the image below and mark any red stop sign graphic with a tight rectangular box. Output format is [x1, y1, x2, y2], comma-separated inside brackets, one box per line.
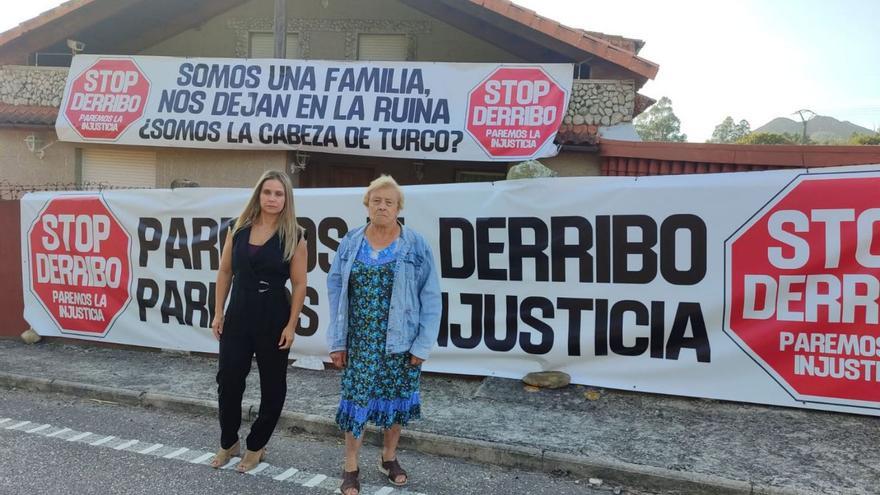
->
[465, 67, 567, 159]
[725, 173, 880, 408]
[63, 58, 150, 140]
[28, 196, 132, 337]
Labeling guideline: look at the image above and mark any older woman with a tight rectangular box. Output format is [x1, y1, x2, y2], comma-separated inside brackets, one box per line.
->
[326, 175, 441, 495]
[210, 170, 307, 472]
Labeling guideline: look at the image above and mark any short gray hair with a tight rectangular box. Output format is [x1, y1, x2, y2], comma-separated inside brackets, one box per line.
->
[363, 174, 404, 210]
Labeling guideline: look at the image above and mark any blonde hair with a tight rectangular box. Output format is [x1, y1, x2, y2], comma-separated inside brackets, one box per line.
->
[362, 174, 404, 210]
[233, 170, 302, 261]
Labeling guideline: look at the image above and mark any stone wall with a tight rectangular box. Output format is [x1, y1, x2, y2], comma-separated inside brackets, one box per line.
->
[0, 66, 67, 106]
[564, 79, 635, 127]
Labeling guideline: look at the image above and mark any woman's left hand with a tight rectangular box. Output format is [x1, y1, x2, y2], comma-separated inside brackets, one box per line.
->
[409, 355, 425, 366]
[278, 326, 295, 350]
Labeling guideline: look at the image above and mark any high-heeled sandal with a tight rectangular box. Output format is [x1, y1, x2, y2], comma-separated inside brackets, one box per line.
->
[235, 447, 267, 473]
[209, 440, 240, 469]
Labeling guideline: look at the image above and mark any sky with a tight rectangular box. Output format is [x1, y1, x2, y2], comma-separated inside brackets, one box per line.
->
[512, 0, 880, 141]
[2, 0, 878, 142]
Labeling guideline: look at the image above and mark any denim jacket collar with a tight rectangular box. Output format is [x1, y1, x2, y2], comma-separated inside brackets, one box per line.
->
[349, 220, 412, 257]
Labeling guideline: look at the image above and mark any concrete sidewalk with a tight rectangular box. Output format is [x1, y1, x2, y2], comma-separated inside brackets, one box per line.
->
[0, 339, 875, 495]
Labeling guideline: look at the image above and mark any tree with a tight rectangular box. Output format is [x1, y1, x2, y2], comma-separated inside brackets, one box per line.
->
[736, 132, 797, 145]
[792, 109, 816, 144]
[634, 96, 687, 142]
[708, 116, 751, 143]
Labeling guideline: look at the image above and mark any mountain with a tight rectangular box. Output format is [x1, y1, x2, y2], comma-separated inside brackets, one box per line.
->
[755, 115, 875, 141]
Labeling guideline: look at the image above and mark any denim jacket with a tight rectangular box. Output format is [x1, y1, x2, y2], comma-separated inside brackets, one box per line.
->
[326, 223, 442, 360]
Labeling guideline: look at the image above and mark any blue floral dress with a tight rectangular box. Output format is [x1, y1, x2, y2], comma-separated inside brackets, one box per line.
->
[335, 238, 421, 438]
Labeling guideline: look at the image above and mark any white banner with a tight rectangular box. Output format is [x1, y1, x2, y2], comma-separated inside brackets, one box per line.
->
[54, 55, 572, 161]
[21, 166, 880, 416]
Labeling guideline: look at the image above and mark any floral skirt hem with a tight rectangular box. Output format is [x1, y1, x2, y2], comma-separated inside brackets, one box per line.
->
[335, 394, 421, 439]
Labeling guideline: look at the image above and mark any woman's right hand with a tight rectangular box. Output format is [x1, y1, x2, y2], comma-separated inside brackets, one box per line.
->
[330, 351, 347, 368]
[211, 315, 224, 341]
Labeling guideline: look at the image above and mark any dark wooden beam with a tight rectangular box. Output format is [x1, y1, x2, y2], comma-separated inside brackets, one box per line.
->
[274, 0, 287, 58]
[399, 0, 571, 62]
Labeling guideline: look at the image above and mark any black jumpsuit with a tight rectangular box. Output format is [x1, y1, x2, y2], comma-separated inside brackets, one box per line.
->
[217, 226, 294, 451]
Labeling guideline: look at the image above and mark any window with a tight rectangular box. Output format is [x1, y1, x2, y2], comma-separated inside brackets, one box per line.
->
[82, 148, 157, 188]
[249, 32, 300, 58]
[357, 34, 408, 61]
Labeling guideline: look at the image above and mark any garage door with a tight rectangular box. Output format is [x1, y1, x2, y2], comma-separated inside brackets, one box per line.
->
[82, 148, 157, 188]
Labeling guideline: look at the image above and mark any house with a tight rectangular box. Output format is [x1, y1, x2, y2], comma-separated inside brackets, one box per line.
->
[0, 0, 658, 195]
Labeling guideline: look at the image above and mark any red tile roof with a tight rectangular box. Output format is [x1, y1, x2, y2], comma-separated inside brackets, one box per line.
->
[464, 0, 658, 80]
[0, 104, 57, 126]
[633, 94, 656, 116]
[580, 30, 644, 54]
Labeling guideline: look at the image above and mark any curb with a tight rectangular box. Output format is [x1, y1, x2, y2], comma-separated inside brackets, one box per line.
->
[0, 371, 810, 495]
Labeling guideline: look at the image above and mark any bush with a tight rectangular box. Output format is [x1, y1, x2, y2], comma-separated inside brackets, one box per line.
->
[849, 133, 880, 145]
[507, 160, 557, 179]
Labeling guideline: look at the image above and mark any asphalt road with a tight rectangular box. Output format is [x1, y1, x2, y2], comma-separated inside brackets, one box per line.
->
[0, 387, 667, 495]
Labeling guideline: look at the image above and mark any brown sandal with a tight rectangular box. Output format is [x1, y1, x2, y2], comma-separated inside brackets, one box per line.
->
[341, 468, 360, 495]
[378, 455, 408, 486]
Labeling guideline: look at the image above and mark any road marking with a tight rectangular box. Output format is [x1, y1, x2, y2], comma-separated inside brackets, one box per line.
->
[114, 439, 138, 450]
[138, 443, 163, 454]
[25, 424, 52, 434]
[90, 435, 115, 446]
[163, 447, 189, 459]
[273, 467, 298, 481]
[247, 462, 269, 475]
[67, 432, 92, 442]
[46, 427, 71, 438]
[303, 474, 327, 487]
[190, 452, 214, 464]
[3, 416, 427, 494]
